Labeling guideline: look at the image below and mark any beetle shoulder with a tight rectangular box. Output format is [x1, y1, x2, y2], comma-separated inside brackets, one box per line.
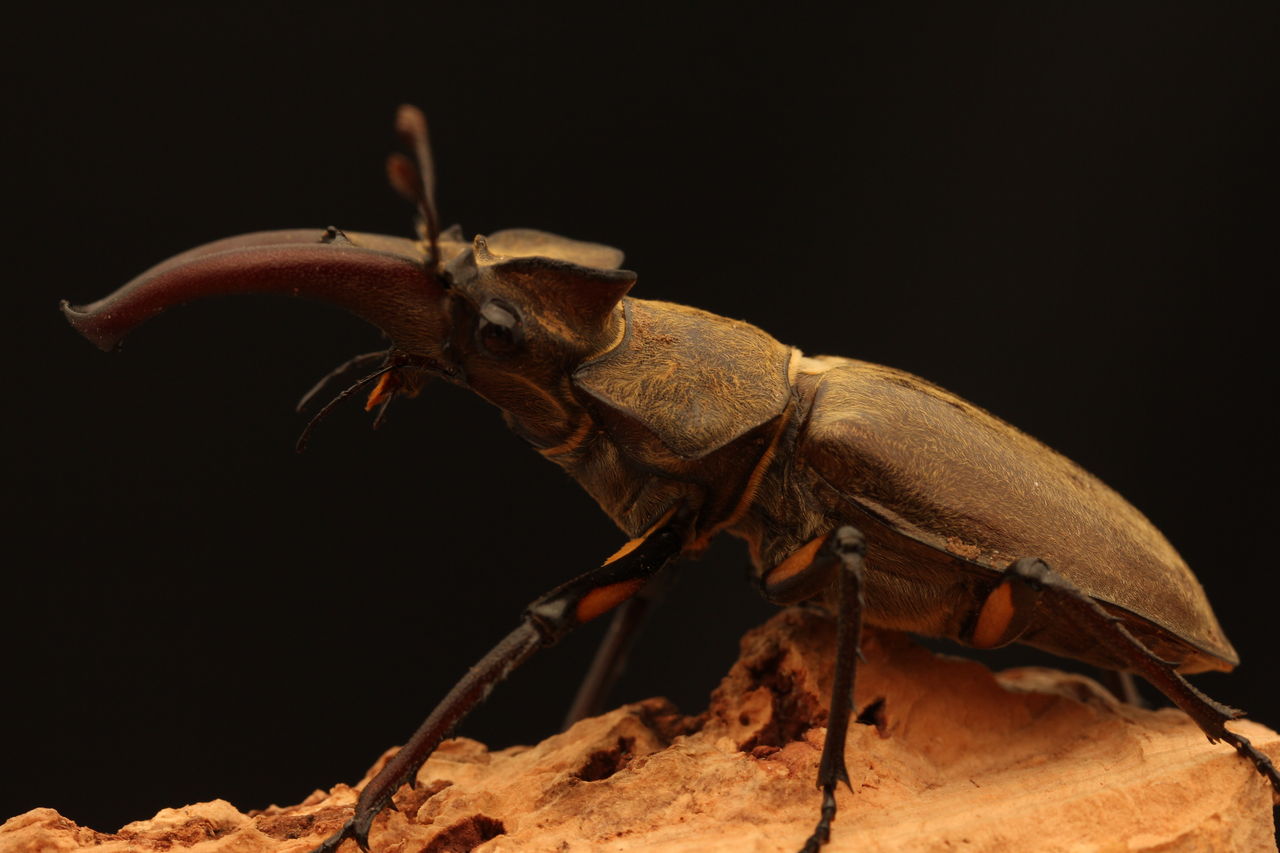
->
[795, 357, 1237, 672]
[573, 298, 792, 459]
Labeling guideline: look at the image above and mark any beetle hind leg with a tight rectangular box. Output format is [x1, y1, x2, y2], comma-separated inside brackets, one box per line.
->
[1097, 668, 1148, 708]
[995, 557, 1280, 794]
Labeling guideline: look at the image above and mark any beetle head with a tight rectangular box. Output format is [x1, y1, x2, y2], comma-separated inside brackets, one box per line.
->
[60, 106, 633, 443]
[437, 230, 634, 425]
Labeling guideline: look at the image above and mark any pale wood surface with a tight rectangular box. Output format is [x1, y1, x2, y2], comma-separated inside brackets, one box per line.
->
[5, 610, 1276, 853]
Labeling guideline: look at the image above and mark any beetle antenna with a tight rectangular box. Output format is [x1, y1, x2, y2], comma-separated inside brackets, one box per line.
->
[295, 364, 398, 454]
[296, 350, 390, 413]
[389, 105, 441, 269]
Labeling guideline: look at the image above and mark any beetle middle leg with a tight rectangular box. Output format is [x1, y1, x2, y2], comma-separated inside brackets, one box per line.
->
[762, 525, 867, 853]
[985, 557, 1280, 794]
[562, 569, 674, 728]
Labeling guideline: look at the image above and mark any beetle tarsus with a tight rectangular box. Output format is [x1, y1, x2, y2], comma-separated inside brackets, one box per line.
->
[311, 817, 367, 853]
[798, 786, 838, 853]
[1217, 729, 1280, 793]
[999, 556, 1280, 795]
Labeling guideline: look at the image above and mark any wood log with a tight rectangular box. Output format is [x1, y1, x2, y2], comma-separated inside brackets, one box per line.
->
[4, 609, 1276, 852]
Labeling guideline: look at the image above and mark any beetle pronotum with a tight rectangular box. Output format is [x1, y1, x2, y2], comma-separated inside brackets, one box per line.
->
[62, 106, 1278, 852]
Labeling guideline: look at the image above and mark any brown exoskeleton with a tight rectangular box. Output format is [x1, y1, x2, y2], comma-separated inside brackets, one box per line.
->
[62, 106, 1279, 852]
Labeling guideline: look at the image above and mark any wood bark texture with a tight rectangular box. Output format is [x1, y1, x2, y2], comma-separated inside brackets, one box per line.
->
[5, 609, 1277, 853]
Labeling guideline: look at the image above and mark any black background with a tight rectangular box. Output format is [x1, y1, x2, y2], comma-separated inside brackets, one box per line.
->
[5, 2, 1277, 833]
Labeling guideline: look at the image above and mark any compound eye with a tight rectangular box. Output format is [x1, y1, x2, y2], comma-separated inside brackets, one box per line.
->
[477, 299, 522, 356]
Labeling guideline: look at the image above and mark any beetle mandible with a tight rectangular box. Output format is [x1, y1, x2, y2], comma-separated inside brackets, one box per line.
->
[61, 106, 1279, 853]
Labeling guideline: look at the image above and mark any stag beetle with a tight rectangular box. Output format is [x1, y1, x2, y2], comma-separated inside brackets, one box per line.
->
[62, 106, 1278, 853]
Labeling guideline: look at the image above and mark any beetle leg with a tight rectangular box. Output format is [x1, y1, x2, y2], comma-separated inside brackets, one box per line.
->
[967, 572, 1043, 649]
[309, 509, 689, 853]
[1097, 669, 1148, 708]
[562, 568, 673, 729]
[999, 557, 1280, 794]
[777, 526, 865, 853]
[761, 533, 834, 605]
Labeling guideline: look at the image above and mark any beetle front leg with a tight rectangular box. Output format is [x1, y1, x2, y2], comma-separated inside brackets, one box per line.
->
[762, 526, 867, 853]
[310, 510, 688, 853]
[987, 558, 1280, 795]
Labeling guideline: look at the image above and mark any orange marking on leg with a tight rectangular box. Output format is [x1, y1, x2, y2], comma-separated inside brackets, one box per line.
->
[604, 537, 644, 566]
[588, 507, 680, 623]
[972, 580, 1016, 648]
[764, 533, 830, 587]
[603, 506, 679, 566]
[642, 506, 678, 537]
[575, 579, 644, 623]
